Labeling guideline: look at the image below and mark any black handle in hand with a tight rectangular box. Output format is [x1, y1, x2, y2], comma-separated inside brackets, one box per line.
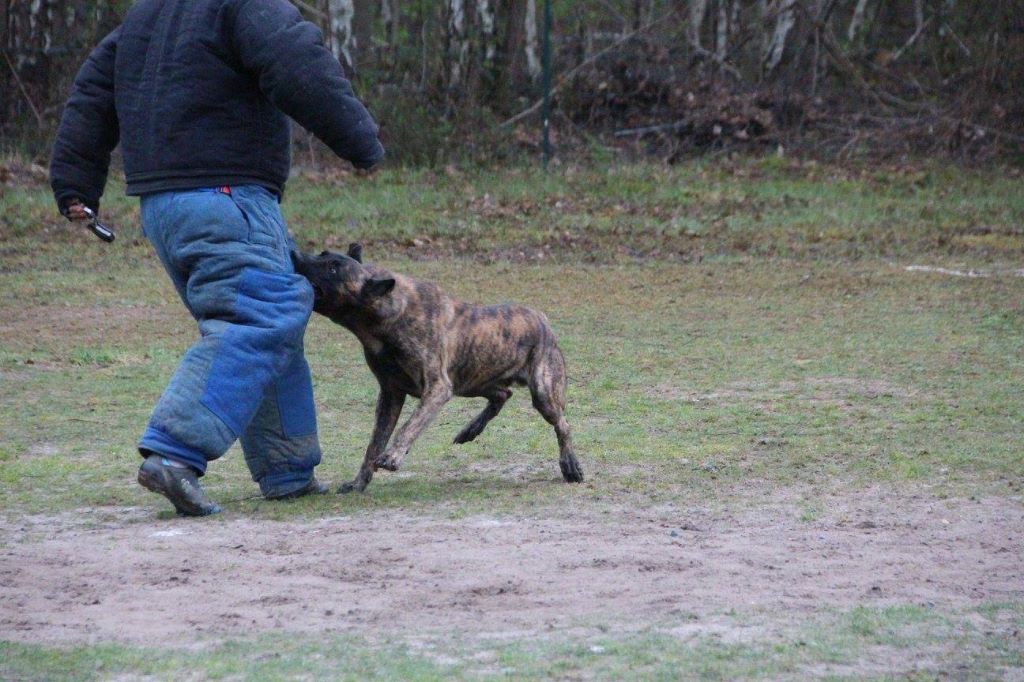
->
[89, 221, 116, 242]
[81, 207, 116, 243]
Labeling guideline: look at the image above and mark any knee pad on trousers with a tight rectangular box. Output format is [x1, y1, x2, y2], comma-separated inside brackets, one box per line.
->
[200, 267, 314, 436]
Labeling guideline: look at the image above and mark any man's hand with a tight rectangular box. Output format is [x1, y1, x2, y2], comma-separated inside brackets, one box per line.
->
[63, 199, 90, 221]
[62, 199, 116, 242]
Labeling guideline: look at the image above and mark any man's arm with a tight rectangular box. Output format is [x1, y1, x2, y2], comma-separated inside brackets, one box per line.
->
[49, 27, 121, 215]
[228, 0, 384, 169]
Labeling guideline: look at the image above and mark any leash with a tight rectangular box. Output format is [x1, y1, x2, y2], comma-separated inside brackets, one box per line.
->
[80, 206, 116, 243]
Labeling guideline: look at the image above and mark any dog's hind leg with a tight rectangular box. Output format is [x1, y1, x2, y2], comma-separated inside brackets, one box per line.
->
[339, 387, 405, 494]
[453, 387, 512, 444]
[528, 343, 584, 483]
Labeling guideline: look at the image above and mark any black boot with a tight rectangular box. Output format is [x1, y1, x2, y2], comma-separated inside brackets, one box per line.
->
[264, 478, 330, 500]
[137, 454, 221, 516]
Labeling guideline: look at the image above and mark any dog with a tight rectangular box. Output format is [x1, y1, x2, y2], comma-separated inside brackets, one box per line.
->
[291, 244, 584, 493]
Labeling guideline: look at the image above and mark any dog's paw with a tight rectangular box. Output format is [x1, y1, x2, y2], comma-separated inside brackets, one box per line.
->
[374, 456, 400, 472]
[560, 458, 584, 483]
[452, 427, 479, 445]
[337, 480, 366, 494]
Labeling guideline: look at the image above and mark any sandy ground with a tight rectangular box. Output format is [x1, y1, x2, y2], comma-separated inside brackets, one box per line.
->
[1, 488, 1021, 647]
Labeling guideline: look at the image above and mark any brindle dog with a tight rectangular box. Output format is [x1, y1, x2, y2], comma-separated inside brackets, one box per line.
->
[291, 244, 584, 493]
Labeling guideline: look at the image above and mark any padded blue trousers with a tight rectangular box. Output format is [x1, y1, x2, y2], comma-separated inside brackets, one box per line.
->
[138, 185, 322, 498]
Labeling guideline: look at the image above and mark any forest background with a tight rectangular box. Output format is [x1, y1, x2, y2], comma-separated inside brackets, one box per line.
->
[2, 0, 1022, 167]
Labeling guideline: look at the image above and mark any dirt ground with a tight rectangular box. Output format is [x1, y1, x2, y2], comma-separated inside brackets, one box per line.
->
[1, 487, 1021, 647]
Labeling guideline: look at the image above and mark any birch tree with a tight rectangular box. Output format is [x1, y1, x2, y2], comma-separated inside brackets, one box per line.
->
[688, 0, 709, 51]
[447, 0, 469, 89]
[381, 0, 395, 45]
[478, 0, 497, 71]
[762, 0, 797, 74]
[523, 0, 541, 81]
[715, 0, 729, 62]
[326, 0, 355, 72]
[847, 0, 870, 42]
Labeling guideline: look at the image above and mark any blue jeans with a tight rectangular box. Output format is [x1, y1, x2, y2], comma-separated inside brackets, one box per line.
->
[138, 185, 322, 498]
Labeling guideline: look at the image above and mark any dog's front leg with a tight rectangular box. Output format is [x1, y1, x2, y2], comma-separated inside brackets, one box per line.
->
[375, 379, 453, 472]
[339, 386, 406, 494]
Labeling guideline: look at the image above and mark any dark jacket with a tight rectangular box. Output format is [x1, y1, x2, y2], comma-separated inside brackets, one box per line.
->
[50, 0, 384, 212]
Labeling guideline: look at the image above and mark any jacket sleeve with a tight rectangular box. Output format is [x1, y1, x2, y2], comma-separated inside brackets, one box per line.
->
[49, 27, 121, 213]
[229, 0, 384, 169]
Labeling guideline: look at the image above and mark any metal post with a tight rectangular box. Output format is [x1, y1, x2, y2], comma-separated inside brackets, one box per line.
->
[541, 0, 552, 169]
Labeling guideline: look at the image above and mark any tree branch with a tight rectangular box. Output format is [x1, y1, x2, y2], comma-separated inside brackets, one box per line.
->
[291, 0, 327, 21]
[2, 50, 44, 129]
[798, 3, 924, 113]
[500, 10, 676, 128]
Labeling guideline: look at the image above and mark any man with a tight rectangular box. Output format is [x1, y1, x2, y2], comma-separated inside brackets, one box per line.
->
[50, 0, 383, 516]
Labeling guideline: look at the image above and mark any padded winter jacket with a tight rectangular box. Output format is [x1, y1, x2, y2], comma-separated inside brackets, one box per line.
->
[50, 0, 384, 212]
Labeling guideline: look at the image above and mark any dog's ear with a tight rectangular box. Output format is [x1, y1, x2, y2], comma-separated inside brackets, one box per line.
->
[319, 250, 330, 257]
[347, 243, 363, 263]
[361, 277, 395, 298]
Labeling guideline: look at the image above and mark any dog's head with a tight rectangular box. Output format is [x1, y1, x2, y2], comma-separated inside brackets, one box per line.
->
[290, 244, 395, 320]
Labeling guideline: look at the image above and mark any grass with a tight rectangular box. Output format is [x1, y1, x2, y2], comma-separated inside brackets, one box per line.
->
[4, 158, 1024, 265]
[1, 258, 1021, 517]
[2, 603, 1021, 681]
[1, 158, 1022, 679]
[1, 159, 1021, 512]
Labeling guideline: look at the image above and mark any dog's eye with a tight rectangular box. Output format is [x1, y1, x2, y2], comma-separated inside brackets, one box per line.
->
[328, 264, 339, 276]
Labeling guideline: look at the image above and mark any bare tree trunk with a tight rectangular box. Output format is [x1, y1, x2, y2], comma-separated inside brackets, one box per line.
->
[381, 0, 395, 48]
[763, 0, 796, 74]
[326, 0, 355, 72]
[478, 0, 497, 68]
[378, 0, 398, 71]
[716, 0, 729, 62]
[847, 0, 870, 42]
[419, 3, 429, 90]
[524, 0, 541, 81]
[0, 0, 7, 128]
[446, 0, 468, 89]
[688, 0, 709, 50]
[757, 0, 770, 56]
[892, 0, 928, 62]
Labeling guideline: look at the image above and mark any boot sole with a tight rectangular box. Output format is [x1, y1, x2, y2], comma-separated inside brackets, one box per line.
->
[137, 467, 221, 517]
[264, 480, 330, 501]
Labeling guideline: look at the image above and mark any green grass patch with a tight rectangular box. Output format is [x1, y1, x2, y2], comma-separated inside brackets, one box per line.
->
[3, 159, 1023, 268]
[3, 603, 1020, 681]
[2, 162, 1023, 517]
